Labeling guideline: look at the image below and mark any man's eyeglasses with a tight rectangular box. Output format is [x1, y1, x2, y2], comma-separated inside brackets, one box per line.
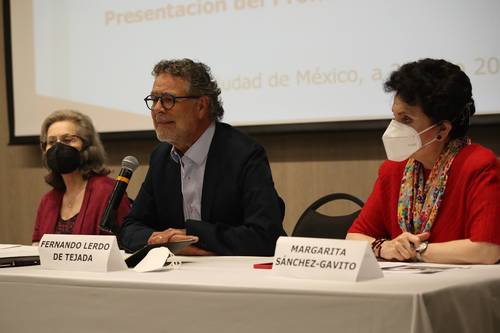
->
[144, 93, 201, 111]
[40, 134, 83, 150]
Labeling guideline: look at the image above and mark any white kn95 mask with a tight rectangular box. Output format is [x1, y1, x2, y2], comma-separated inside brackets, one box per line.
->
[382, 120, 438, 162]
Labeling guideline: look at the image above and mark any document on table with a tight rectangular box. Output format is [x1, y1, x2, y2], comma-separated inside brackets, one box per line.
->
[379, 261, 471, 274]
[0, 245, 39, 257]
[0, 244, 24, 250]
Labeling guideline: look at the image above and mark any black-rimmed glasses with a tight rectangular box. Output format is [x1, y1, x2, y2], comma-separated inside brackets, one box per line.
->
[144, 92, 201, 111]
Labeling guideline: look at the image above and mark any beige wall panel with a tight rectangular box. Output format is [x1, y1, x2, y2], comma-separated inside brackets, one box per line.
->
[1, 6, 498, 244]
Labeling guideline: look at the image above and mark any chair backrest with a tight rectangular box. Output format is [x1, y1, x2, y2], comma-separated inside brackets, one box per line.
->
[292, 193, 364, 239]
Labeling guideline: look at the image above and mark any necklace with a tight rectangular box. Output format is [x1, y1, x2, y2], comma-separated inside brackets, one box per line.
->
[63, 182, 87, 209]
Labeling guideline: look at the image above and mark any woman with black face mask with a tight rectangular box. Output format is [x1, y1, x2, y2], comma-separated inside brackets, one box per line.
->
[32, 110, 131, 244]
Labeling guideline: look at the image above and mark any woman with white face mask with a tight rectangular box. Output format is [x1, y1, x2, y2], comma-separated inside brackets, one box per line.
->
[32, 110, 131, 245]
[346, 59, 500, 264]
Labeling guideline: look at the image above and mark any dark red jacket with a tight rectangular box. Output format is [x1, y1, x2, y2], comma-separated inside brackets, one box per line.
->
[32, 175, 131, 242]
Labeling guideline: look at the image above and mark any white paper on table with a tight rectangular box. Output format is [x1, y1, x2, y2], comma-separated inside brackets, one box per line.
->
[133, 247, 181, 273]
[0, 244, 23, 250]
[380, 261, 471, 274]
[0, 245, 39, 258]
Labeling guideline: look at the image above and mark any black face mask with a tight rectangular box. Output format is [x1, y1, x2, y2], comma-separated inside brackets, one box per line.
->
[46, 143, 81, 174]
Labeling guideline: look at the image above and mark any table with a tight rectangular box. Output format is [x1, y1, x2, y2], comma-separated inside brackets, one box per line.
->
[0, 253, 499, 333]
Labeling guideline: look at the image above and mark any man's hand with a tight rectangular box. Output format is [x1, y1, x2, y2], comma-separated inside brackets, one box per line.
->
[148, 228, 195, 244]
[380, 232, 430, 261]
[147, 228, 214, 255]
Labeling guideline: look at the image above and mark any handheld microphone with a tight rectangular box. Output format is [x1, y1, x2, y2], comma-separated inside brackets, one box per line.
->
[99, 156, 139, 235]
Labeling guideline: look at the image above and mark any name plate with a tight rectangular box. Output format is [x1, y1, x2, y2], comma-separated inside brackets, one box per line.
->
[38, 234, 127, 272]
[272, 236, 383, 282]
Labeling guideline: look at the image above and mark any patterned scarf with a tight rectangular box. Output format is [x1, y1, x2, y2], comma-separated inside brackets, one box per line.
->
[397, 137, 470, 234]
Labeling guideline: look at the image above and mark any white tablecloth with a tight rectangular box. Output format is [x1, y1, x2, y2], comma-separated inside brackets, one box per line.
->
[0, 253, 499, 333]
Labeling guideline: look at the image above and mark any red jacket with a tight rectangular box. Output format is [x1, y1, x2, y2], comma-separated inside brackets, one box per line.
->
[32, 175, 131, 242]
[349, 144, 500, 245]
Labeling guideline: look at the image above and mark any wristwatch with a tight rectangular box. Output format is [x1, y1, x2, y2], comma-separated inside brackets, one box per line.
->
[415, 241, 428, 262]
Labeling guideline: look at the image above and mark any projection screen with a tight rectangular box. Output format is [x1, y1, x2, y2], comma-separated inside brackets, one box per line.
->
[5, 0, 500, 142]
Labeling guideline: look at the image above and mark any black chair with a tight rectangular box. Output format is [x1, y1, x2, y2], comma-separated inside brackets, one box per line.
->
[292, 193, 364, 239]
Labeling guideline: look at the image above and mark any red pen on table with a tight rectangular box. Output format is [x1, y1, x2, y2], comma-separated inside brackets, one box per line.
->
[253, 262, 273, 269]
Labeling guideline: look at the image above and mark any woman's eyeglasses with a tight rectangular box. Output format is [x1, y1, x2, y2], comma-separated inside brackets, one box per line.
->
[40, 134, 83, 150]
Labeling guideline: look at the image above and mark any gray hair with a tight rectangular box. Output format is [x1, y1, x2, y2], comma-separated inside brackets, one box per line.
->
[152, 58, 224, 121]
